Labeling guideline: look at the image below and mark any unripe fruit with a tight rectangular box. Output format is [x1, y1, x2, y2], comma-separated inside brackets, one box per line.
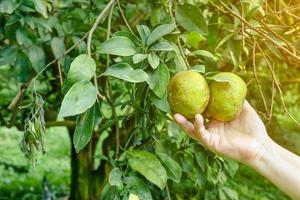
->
[167, 71, 210, 119]
[206, 72, 247, 121]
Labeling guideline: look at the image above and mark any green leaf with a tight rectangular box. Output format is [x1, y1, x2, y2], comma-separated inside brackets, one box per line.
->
[102, 63, 148, 83]
[0, 45, 18, 66]
[223, 187, 238, 200]
[128, 150, 167, 189]
[186, 31, 205, 48]
[16, 29, 33, 47]
[137, 25, 150, 46]
[151, 93, 170, 113]
[156, 153, 182, 183]
[146, 69, 159, 90]
[173, 44, 187, 71]
[28, 45, 45, 73]
[58, 80, 97, 118]
[133, 54, 147, 64]
[33, 0, 48, 18]
[147, 52, 160, 69]
[215, 33, 233, 50]
[246, 6, 260, 20]
[175, 4, 208, 35]
[224, 159, 239, 178]
[124, 176, 153, 200]
[152, 64, 169, 98]
[98, 36, 137, 56]
[194, 151, 208, 171]
[191, 65, 205, 73]
[67, 54, 96, 83]
[193, 50, 217, 60]
[150, 41, 174, 51]
[0, 0, 19, 14]
[73, 105, 96, 153]
[15, 52, 31, 83]
[108, 167, 123, 188]
[51, 37, 65, 60]
[147, 24, 176, 46]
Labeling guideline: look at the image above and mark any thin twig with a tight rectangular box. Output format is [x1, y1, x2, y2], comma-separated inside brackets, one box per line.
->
[219, 0, 300, 62]
[116, 0, 135, 35]
[256, 42, 300, 126]
[86, 0, 115, 101]
[105, 5, 120, 157]
[240, 0, 245, 51]
[168, 0, 190, 69]
[166, 182, 172, 200]
[259, 20, 299, 54]
[87, 0, 116, 56]
[57, 62, 63, 86]
[252, 41, 270, 119]
[8, 83, 29, 110]
[34, 31, 89, 83]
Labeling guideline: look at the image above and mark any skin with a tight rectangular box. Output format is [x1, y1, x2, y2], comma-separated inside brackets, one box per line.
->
[174, 101, 300, 200]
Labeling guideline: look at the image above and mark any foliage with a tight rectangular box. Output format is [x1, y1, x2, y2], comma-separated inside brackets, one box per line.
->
[0, 0, 299, 199]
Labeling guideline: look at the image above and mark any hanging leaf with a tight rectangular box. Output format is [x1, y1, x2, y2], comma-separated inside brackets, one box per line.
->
[98, 36, 137, 56]
[193, 50, 217, 60]
[28, 45, 45, 73]
[191, 65, 205, 73]
[152, 64, 170, 98]
[102, 63, 148, 83]
[33, 0, 48, 18]
[175, 4, 208, 36]
[146, 69, 159, 90]
[133, 54, 147, 64]
[151, 93, 170, 113]
[128, 150, 167, 189]
[147, 24, 176, 46]
[58, 80, 97, 118]
[108, 167, 123, 188]
[137, 25, 150, 46]
[0, 0, 19, 14]
[156, 153, 182, 183]
[73, 105, 96, 153]
[51, 37, 65, 60]
[0, 45, 18, 66]
[16, 28, 33, 47]
[147, 52, 160, 69]
[172, 44, 187, 71]
[67, 54, 96, 83]
[124, 176, 153, 200]
[186, 31, 205, 48]
[150, 41, 174, 51]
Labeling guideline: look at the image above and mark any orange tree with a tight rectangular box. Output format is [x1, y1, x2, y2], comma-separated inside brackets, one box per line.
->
[0, 0, 299, 199]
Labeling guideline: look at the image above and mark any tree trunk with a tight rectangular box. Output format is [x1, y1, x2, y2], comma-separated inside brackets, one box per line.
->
[68, 128, 105, 200]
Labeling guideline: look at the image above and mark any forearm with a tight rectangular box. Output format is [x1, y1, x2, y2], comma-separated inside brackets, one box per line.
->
[248, 139, 300, 200]
[273, 141, 300, 169]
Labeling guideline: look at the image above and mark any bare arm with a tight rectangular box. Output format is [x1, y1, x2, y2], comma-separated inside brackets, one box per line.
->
[174, 101, 300, 200]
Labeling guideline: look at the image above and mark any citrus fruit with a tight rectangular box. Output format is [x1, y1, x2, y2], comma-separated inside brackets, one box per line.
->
[167, 71, 210, 119]
[206, 72, 247, 121]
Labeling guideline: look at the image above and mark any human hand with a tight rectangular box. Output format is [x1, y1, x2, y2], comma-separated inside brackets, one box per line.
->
[174, 101, 270, 164]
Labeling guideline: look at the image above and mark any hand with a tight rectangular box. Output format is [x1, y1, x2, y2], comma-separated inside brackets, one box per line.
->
[174, 101, 270, 164]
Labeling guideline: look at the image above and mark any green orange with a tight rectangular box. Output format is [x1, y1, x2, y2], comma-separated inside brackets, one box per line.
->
[206, 72, 247, 121]
[167, 71, 210, 119]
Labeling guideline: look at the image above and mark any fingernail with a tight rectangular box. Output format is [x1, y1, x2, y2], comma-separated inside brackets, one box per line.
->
[174, 113, 185, 123]
[195, 114, 203, 123]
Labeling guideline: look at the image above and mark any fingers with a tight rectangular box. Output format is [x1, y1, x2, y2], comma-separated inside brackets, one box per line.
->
[194, 114, 211, 145]
[173, 114, 195, 136]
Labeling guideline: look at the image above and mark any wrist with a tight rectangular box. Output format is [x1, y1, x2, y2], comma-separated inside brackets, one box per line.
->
[247, 137, 278, 170]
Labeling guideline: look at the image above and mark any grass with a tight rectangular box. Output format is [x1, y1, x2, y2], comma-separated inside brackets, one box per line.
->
[0, 127, 70, 199]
